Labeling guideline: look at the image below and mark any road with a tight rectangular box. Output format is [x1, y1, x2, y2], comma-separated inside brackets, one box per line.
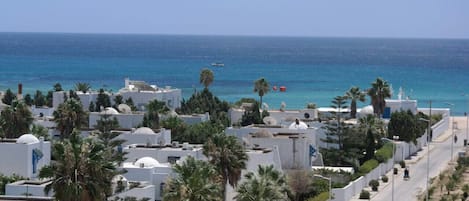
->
[372, 117, 467, 201]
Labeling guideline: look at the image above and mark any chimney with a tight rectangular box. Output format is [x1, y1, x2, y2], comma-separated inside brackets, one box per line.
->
[17, 83, 23, 100]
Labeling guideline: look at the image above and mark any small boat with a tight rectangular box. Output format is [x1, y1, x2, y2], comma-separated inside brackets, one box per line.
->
[211, 62, 224, 67]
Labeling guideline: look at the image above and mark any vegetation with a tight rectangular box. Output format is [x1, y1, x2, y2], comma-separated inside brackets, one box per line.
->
[23, 94, 33, 106]
[39, 131, 124, 201]
[307, 192, 329, 201]
[164, 156, 221, 201]
[31, 124, 50, 141]
[345, 86, 366, 118]
[200, 68, 214, 89]
[369, 179, 379, 191]
[1, 89, 15, 105]
[95, 88, 111, 112]
[388, 110, 427, 144]
[359, 190, 370, 199]
[367, 77, 391, 117]
[142, 99, 169, 129]
[160, 116, 187, 142]
[254, 77, 270, 108]
[240, 101, 269, 126]
[203, 133, 248, 200]
[53, 98, 87, 139]
[124, 97, 137, 111]
[53, 83, 63, 92]
[75, 82, 91, 93]
[113, 94, 124, 109]
[0, 101, 33, 138]
[374, 142, 393, 163]
[381, 175, 388, 183]
[0, 173, 26, 195]
[34, 90, 46, 107]
[358, 159, 379, 174]
[235, 165, 290, 201]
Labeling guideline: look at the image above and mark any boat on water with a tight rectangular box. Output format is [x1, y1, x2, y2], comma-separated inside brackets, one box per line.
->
[211, 62, 224, 67]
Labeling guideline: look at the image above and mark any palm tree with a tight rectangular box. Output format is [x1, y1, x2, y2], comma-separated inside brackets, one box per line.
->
[345, 86, 366, 118]
[0, 101, 33, 138]
[235, 165, 291, 201]
[367, 78, 391, 117]
[39, 131, 121, 201]
[203, 133, 248, 200]
[53, 98, 87, 139]
[164, 156, 221, 201]
[142, 99, 169, 129]
[200, 68, 214, 89]
[75, 82, 91, 93]
[359, 114, 385, 161]
[254, 77, 270, 107]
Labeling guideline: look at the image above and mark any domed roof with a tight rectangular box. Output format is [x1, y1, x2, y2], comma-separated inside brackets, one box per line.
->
[16, 134, 40, 144]
[288, 120, 308, 130]
[360, 105, 374, 115]
[135, 157, 161, 168]
[100, 107, 119, 115]
[134, 127, 155, 134]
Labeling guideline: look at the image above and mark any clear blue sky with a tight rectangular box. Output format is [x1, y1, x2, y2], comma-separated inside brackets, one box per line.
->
[2, 0, 469, 38]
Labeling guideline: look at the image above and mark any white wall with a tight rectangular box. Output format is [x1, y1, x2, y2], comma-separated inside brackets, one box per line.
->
[89, 113, 144, 129]
[111, 184, 155, 201]
[124, 146, 206, 163]
[0, 140, 51, 179]
[5, 180, 52, 197]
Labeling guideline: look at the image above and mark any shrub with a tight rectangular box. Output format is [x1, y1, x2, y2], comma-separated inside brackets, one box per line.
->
[307, 192, 329, 201]
[393, 168, 398, 175]
[381, 175, 388, 183]
[399, 160, 406, 168]
[359, 159, 379, 174]
[369, 179, 379, 191]
[359, 190, 370, 199]
[375, 142, 393, 163]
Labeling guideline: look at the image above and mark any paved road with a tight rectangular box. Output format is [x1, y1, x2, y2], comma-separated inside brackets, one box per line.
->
[372, 119, 466, 201]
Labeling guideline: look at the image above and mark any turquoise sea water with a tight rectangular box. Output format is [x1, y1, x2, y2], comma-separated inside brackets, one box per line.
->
[1, 33, 469, 114]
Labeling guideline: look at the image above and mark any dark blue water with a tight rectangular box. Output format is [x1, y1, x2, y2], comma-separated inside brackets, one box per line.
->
[1, 32, 469, 114]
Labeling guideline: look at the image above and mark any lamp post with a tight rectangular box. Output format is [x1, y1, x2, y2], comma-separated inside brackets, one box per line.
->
[445, 102, 455, 161]
[314, 174, 332, 201]
[419, 117, 431, 201]
[392, 135, 399, 201]
[464, 94, 469, 146]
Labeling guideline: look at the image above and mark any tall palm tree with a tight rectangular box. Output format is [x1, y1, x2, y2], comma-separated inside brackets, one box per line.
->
[0, 101, 33, 138]
[345, 86, 366, 118]
[53, 98, 87, 139]
[203, 133, 248, 200]
[75, 82, 91, 93]
[367, 78, 391, 117]
[39, 131, 120, 201]
[200, 68, 214, 89]
[254, 77, 270, 107]
[164, 156, 221, 201]
[235, 165, 291, 201]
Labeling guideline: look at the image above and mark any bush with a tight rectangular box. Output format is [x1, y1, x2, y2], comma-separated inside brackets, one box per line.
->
[359, 159, 379, 174]
[307, 192, 329, 201]
[359, 190, 370, 199]
[393, 167, 398, 175]
[369, 179, 379, 191]
[375, 142, 393, 163]
[381, 175, 388, 183]
[399, 160, 406, 168]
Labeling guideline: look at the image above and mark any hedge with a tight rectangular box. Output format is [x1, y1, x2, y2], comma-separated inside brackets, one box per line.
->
[359, 159, 379, 174]
[375, 142, 393, 163]
[308, 192, 329, 201]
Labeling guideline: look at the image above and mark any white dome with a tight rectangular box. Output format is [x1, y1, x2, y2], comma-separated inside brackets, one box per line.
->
[16, 134, 40, 144]
[100, 107, 119, 115]
[288, 120, 308, 130]
[134, 127, 155, 134]
[360, 105, 374, 115]
[135, 157, 161, 168]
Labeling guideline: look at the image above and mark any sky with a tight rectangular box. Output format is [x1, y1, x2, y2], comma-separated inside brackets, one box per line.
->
[1, 0, 469, 38]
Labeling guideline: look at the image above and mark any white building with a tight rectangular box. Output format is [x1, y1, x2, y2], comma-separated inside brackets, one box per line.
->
[123, 142, 206, 164]
[229, 107, 318, 126]
[0, 134, 51, 179]
[5, 180, 53, 198]
[116, 127, 171, 147]
[88, 107, 144, 129]
[53, 78, 182, 111]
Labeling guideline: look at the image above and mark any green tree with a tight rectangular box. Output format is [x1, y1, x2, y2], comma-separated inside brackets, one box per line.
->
[240, 101, 269, 126]
[53, 83, 63, 92]
[177, 121, 222, 144]
[46, 91, 54, 107]
[23, 94, 33, 106]
[200, 68, 214, 89]
[34, 90, 46, 107]
[89, 101, 96, 112]
[125, 97, 137, 111]
[160, 116, 187, 142]
[203, 133, 248, 200]
[113, 94, 124, 109]
[367, 78, 391, 117]
[254, 77, 270, 108]
[359, 115, 385, 161]
[94, 115, 126, 165]
[164, 156, 221, 201]
[53, 98, 87, 139]
[75, 82, 91, 93]
[235, 165, 290, 201]
[31, 124, 50, 141]
[142, 99, 169, 129]
[388, 110, 426, 144]
[0, 101, 33, 138]
[345, 86, 366, 118]
[39, 131, 122, 201]
[1, 89, 16, 105]
[177, 89, 230, 127]
[96, 88, 111, 112]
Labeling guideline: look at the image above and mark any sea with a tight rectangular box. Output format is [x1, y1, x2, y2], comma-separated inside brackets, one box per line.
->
[1, 32, 469, 115]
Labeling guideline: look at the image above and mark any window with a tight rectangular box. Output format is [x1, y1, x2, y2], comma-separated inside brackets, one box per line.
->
[167, 156, 180, 164]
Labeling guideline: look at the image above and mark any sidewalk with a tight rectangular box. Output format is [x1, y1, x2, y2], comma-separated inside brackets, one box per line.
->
[349, 117, 465, 201]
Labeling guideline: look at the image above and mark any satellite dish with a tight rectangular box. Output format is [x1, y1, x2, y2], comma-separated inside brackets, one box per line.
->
[263, 116, 277, 125]
[118, 104, 132, 114]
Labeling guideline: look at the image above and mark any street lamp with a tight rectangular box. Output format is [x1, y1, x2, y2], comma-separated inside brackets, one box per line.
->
[463, 94, 469, 146]
[313, 174, 332, 201]
[419, 117, 431, 201]
[391, 135, 399, 201]
[445, 102, 455, 161]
